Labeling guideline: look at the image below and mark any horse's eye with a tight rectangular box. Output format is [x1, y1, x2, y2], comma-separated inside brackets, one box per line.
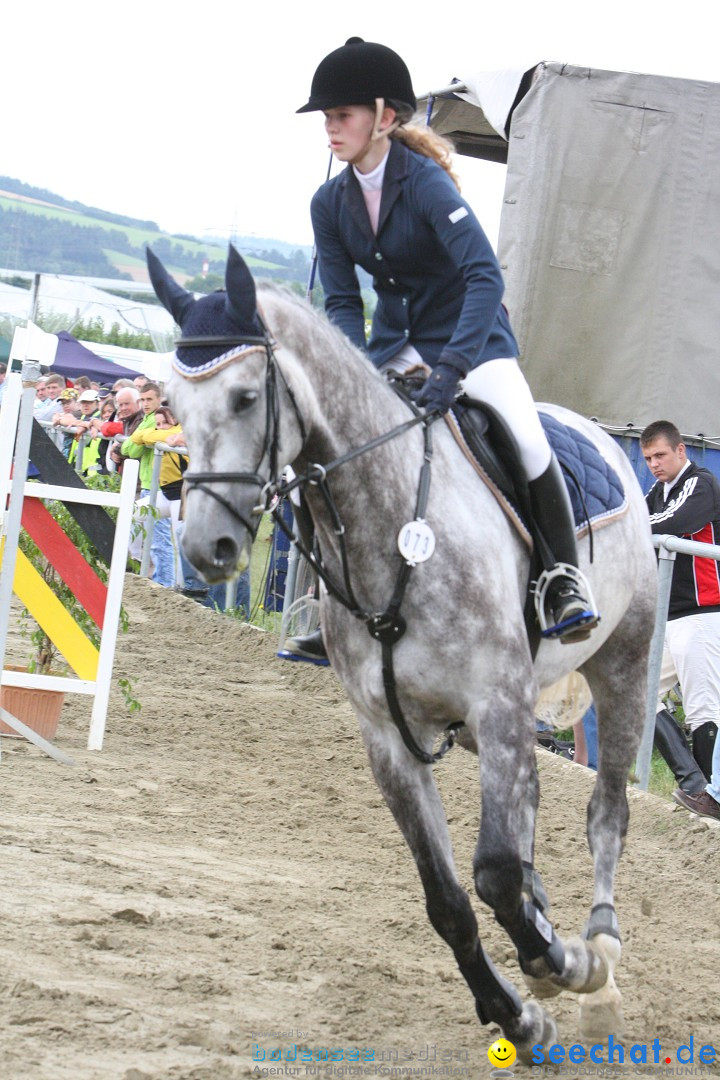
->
[232, 390, 258, 413]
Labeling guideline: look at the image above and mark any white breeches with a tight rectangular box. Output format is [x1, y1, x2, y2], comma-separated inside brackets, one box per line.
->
[462, 358, 551, 480]
[658, 612, 720, 730]
[379, 354, 552, 481]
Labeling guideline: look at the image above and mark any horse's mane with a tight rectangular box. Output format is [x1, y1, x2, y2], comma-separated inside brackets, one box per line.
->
[255, 282, 414, 451]
[256, 281, 388, 392]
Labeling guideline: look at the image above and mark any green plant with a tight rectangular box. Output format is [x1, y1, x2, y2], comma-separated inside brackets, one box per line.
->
[18, 473, 141, 713]
[247, 512, 283, 631]
[118, 676, 141, 714]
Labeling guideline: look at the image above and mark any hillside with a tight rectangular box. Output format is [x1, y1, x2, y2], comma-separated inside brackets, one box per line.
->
[0, 176, 312, 286]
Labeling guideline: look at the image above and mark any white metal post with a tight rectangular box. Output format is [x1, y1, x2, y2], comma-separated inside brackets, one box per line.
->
[87, 460, 139, 750]
[0, 375, 38, 676]
[638, 533, 720, 789]
[636, 546, 676, 790]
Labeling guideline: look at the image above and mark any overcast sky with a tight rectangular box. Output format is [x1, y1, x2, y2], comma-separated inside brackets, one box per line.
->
[5, 0, 718, 251]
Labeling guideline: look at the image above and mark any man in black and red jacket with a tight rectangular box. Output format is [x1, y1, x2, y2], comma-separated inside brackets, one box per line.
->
[642, 419, 720, 820]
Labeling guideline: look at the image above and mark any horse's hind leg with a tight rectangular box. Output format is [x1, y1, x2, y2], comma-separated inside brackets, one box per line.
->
[570, 619, 653, 1037]
[472, 690, 609, 1003]
[359, 719, 557, 1063]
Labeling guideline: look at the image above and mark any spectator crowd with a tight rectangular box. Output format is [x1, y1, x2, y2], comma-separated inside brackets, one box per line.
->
[0, 365, 249, 616]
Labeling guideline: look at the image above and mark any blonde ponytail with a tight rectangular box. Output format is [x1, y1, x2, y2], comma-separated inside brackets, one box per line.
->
[388, 106, 461, 192]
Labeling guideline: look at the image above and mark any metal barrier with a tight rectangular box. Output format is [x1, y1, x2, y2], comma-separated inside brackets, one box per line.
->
[636, 533, 720, 789]
[34, 426, 237, 607]
[139, 442, 174, 578]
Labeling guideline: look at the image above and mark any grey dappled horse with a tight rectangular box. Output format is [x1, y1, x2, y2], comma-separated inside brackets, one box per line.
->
[148, 246, 657, 1061]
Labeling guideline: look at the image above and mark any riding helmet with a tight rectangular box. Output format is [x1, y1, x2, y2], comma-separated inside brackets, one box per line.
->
[296, 37, 416, 114]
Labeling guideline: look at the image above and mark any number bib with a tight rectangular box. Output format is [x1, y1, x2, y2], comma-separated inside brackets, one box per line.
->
[397, 520, 436, 566]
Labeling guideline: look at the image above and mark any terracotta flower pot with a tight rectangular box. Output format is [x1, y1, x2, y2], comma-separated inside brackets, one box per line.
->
[0, 667, 65, 740]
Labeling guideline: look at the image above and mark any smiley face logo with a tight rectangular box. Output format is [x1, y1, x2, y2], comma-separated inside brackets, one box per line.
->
[488, 1038, 516, 1068]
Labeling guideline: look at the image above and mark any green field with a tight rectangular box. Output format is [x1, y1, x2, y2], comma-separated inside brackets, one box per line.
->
[0, 193, 287, 273]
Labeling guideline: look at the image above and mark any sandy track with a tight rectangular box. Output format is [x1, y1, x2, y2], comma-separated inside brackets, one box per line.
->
[1, 576, 718, 1079]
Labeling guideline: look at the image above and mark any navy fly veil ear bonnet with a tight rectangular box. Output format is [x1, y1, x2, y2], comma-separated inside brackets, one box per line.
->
[296, 36, 416, 114]
[146, 245, 265, 376]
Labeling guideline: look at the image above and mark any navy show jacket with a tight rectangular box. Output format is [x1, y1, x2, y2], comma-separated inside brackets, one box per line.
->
[310, 139, 519, 374]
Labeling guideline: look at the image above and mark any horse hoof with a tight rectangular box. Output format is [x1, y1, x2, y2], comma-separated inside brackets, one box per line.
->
[521, 935, 608, 998]
[579, 984, 624, 1040]
[509, 1001, 559, 1064]
[578, 931, 622, 1035]
[521, 967, 563, 999]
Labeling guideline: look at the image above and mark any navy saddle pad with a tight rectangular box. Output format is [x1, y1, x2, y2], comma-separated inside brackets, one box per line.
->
[540, 412, 626, 527]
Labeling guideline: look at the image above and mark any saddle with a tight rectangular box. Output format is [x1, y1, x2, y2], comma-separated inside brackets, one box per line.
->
[388, 374, 628, 654]
[450, 395, 628, 543]
[450, 395, 534, 545]
[388, 374, 535, 544]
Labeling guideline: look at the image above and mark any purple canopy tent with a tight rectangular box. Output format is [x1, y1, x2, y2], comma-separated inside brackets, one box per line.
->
[50, 331, 143, 385]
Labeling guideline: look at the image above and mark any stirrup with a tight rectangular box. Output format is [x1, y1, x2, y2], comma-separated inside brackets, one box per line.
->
[535, 563, 600, 643]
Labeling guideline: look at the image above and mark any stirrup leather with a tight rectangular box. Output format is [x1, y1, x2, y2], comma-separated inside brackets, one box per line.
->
[534, 563, 599, 640]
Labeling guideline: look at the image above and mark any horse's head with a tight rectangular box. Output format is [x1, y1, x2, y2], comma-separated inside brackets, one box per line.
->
[147, 244, 301, 582]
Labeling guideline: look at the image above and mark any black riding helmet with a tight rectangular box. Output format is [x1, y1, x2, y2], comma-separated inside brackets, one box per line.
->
[296, 37, 416, 114]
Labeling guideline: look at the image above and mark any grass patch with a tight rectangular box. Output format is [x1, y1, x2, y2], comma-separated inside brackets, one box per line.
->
[648, 752, 676, 799]
[247, 513, 283, 633]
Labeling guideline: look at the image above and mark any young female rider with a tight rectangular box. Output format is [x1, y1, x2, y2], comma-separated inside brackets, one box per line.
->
[284, 37, 598, 659]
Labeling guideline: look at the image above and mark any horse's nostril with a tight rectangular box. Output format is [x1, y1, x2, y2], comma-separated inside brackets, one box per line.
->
[213, 536, 238, 568]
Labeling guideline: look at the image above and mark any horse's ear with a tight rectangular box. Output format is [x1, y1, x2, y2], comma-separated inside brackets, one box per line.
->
[225, 244, 259, 329]
[146, 247, 196, 327]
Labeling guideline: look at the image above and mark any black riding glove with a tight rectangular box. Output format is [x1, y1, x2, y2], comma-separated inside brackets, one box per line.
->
[416, 361, 463, 415]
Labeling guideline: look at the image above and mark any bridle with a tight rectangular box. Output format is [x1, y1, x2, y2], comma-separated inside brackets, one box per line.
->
[177, 319, 463, 765]
[178, 318, 305, 541]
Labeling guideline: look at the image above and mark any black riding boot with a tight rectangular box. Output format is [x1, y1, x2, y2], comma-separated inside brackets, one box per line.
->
[654, 708, 706, 793]
[281, 626, 328, 662]
[692, 721, 718, 782]
[528, 456, 600, 643]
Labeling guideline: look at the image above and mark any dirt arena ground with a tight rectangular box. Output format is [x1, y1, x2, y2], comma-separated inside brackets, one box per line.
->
[1, 575, 719, 1080]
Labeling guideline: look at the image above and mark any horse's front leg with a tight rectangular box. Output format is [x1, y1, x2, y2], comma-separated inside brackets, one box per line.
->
[358, 715, 557, 1063]
[472, 689, 609, 1002]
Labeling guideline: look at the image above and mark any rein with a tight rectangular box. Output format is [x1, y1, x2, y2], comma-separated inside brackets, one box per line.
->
[178, 323, 461, 765]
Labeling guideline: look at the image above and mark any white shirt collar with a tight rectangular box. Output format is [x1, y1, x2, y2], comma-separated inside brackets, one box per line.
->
[353, 148, 390, 191]
[664, 458, 692, 500]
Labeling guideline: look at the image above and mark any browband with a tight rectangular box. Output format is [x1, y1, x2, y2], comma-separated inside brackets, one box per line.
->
[175, 334, 271, 348]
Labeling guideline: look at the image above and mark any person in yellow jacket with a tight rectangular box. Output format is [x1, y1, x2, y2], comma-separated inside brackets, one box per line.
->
[129, 406, 186, 493]
[67, 390, 103, 475]
[129, 405, 187, 586]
